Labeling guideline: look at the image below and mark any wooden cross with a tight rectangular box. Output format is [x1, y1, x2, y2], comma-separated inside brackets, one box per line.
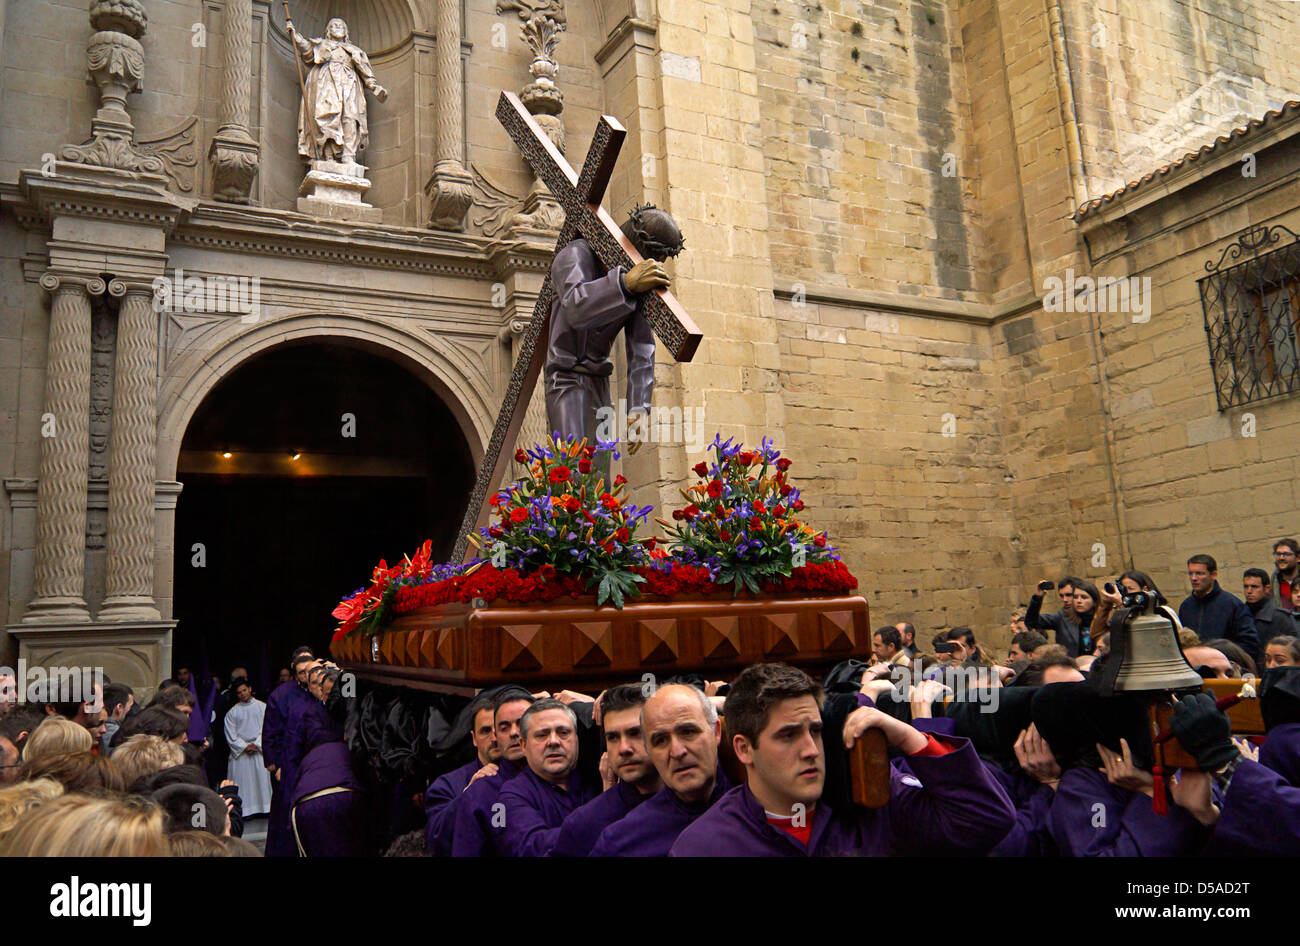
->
[451, 91, 704, 562]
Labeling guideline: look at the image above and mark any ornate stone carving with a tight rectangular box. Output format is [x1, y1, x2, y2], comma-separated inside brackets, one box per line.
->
[496, 0, 566, 24]
[100, 280, 161, 621]
[425, 0, 473, 231]
[509, 15, 566, 238]
[60, 0, 166, 178]
[25, 273, 102, 624]
[88, 296, 115, 484]
[470, 163, 524, 238]
[140, 117, 200, 194]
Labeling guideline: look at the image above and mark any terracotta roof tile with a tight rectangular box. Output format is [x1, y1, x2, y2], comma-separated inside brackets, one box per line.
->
[1072, 100, 1300, 222]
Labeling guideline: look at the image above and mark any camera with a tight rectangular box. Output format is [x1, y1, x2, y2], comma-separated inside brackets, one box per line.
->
[1121, 589, 1163, 611]
[1036, 580, 1053, 593]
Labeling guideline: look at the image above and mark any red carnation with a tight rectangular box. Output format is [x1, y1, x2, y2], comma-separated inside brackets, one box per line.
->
[549, 466, 571, 484]
[564, 495, 581, 513]
[706, 480, 722, 498]
[749, 517, 762, 530]
[578, 458, 592, 474]
[488, 526, 504, 539]
[719, 530, 731, 542]
[600, 494, 620, 510]
[779, 484, 793, 496]
[684, 504, 700, 520]
[672, 509, 684, 521]
[772, 504, 785, 516]
[792, 499, 805, 511]
[539, 564, 556, 580]
[692, 461, 709, 478]
[753, 500, 766, 513]
[641, 537, 657, 549]
[776, 457, 792, 471]
[515, 449, 528, 463]
[739, 451, 755, 465]
[614, 474, 627, 487]
[615, 528, 630, 542]
[509, 507, 529, 524]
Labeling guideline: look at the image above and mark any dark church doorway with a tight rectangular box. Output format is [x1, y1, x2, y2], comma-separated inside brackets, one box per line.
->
[172, 341, 474, 694]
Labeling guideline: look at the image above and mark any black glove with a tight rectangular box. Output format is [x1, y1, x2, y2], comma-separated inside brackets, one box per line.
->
[1169, 692, 1238, 771]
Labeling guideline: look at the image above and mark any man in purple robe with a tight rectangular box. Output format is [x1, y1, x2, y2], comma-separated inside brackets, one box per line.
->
[545, 204, 683, 446]
[424, 695, 498, 855]
[552, 683, 662, 857]
[497, 699, 598, 856]
[670, 664, 1016, 856]
[291, 670, 364, 856]
[1258, 665, 1300, 786]
[262, 649, 315, 858]
[451, 691, 534, 857]
[590, 684, 730, 857]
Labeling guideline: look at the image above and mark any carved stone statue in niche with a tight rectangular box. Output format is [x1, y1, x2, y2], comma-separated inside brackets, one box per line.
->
[287, 16, 387, 221]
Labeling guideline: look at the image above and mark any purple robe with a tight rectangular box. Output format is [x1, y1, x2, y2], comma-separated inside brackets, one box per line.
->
[1204, 757, 1300, 856]
[289, 702, 363, 857]
[424, 758, 481, 855]
[1259, 723, 1300, 787]
[186, 676, 218, 743]
[263, 682, 314, 858]
[1047, 767, 1203, 856]
[552, 780, 651, 858]
[985, 764, 1056, 857]
[670, 737, 1015, 856]
[450, 757, 525, 857]
[590, 768, 732, 857]
[498, 766, 598, 857]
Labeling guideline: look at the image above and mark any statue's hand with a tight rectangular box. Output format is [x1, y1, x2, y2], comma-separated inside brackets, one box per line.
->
[624, 260, 669, 294]
[372, 84, 388, 103]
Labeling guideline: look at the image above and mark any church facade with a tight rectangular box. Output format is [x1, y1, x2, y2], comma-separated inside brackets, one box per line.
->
[2, 0, 1299, 690]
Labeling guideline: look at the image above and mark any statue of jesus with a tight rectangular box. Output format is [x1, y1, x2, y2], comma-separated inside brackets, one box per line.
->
[287, 16, 387, 165]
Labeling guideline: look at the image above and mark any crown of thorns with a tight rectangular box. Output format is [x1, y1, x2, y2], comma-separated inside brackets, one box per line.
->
[625, 202, 685, 259]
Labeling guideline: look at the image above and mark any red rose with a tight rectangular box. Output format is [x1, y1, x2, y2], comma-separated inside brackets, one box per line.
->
[515, 449, 528, 464]
[583, 445, 595, 459]
[549, 466, 571, 483]
[753, 501, 766, 513]
[739, 451, 755, 465]
[779, 484, 793, 496]
[614, 474, 627, 487]
[692, 461, 709, 478]
[615, 528, 630, 542]
[601, 494, 620, 510]
[814, 535, 827, 548]
[684, 504, 700, 520]
[509, 507, 529, 524]
[792, 499, 805, 511]
[706, 480, 722, 498]
[776, 457, 792, 471]
[749, 517, 762, 530]
[488, 526, 504, 539]
[539, 564, 556, 580]
[578, 458, 592, 474]
[719, 530, 731, 542]
[772, 504, 785, 516]
[672, 509, 684, 521]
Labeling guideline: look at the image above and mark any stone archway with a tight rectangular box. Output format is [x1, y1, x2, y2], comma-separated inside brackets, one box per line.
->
[165, 336, 476, 694]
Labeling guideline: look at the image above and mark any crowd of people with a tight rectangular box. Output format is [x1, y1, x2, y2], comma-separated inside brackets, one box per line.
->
[2, 540, 1299, 857]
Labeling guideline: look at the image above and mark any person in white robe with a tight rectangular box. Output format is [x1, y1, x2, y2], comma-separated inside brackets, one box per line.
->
[225, 680, 272, 817]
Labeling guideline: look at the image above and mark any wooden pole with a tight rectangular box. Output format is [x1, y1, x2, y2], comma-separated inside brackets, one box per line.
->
[281, 0, 313, 159]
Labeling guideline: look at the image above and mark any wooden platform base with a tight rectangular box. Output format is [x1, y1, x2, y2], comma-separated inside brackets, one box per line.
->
[331, 593, 870, 692]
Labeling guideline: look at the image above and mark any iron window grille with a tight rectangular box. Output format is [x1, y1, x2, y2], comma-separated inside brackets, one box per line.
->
[1200, 224, 1300, 411]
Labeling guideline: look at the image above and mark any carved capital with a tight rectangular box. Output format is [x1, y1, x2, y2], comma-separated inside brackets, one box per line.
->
[426, 159, 475, 231]
[208, 131, 261, 204]
[40, 272, 106, 297]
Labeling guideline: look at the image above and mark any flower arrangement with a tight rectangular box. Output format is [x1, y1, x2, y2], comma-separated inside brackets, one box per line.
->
[477, 436, 654, 608]
[658, 434, 838, 594]
[331, 434, 857, 641]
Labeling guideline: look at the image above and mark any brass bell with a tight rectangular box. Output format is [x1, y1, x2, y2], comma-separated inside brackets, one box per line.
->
[1097, 593, 1204, 695]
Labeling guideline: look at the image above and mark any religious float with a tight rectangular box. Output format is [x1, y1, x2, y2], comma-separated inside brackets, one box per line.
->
[330, 436, 871, 694]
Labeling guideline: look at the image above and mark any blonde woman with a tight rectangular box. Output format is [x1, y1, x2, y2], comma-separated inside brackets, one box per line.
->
[0, 778, 63, 842]
[22, 717, 92, 764]
[112, 734, 185, 790]
[0, 793, 167, 856]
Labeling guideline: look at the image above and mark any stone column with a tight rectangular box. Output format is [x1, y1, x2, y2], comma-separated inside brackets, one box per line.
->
[209, 0, 260, 202]
[100, 279, 160, 621]
[424, 0, 473, 229]
[24, 273, 102, 624]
